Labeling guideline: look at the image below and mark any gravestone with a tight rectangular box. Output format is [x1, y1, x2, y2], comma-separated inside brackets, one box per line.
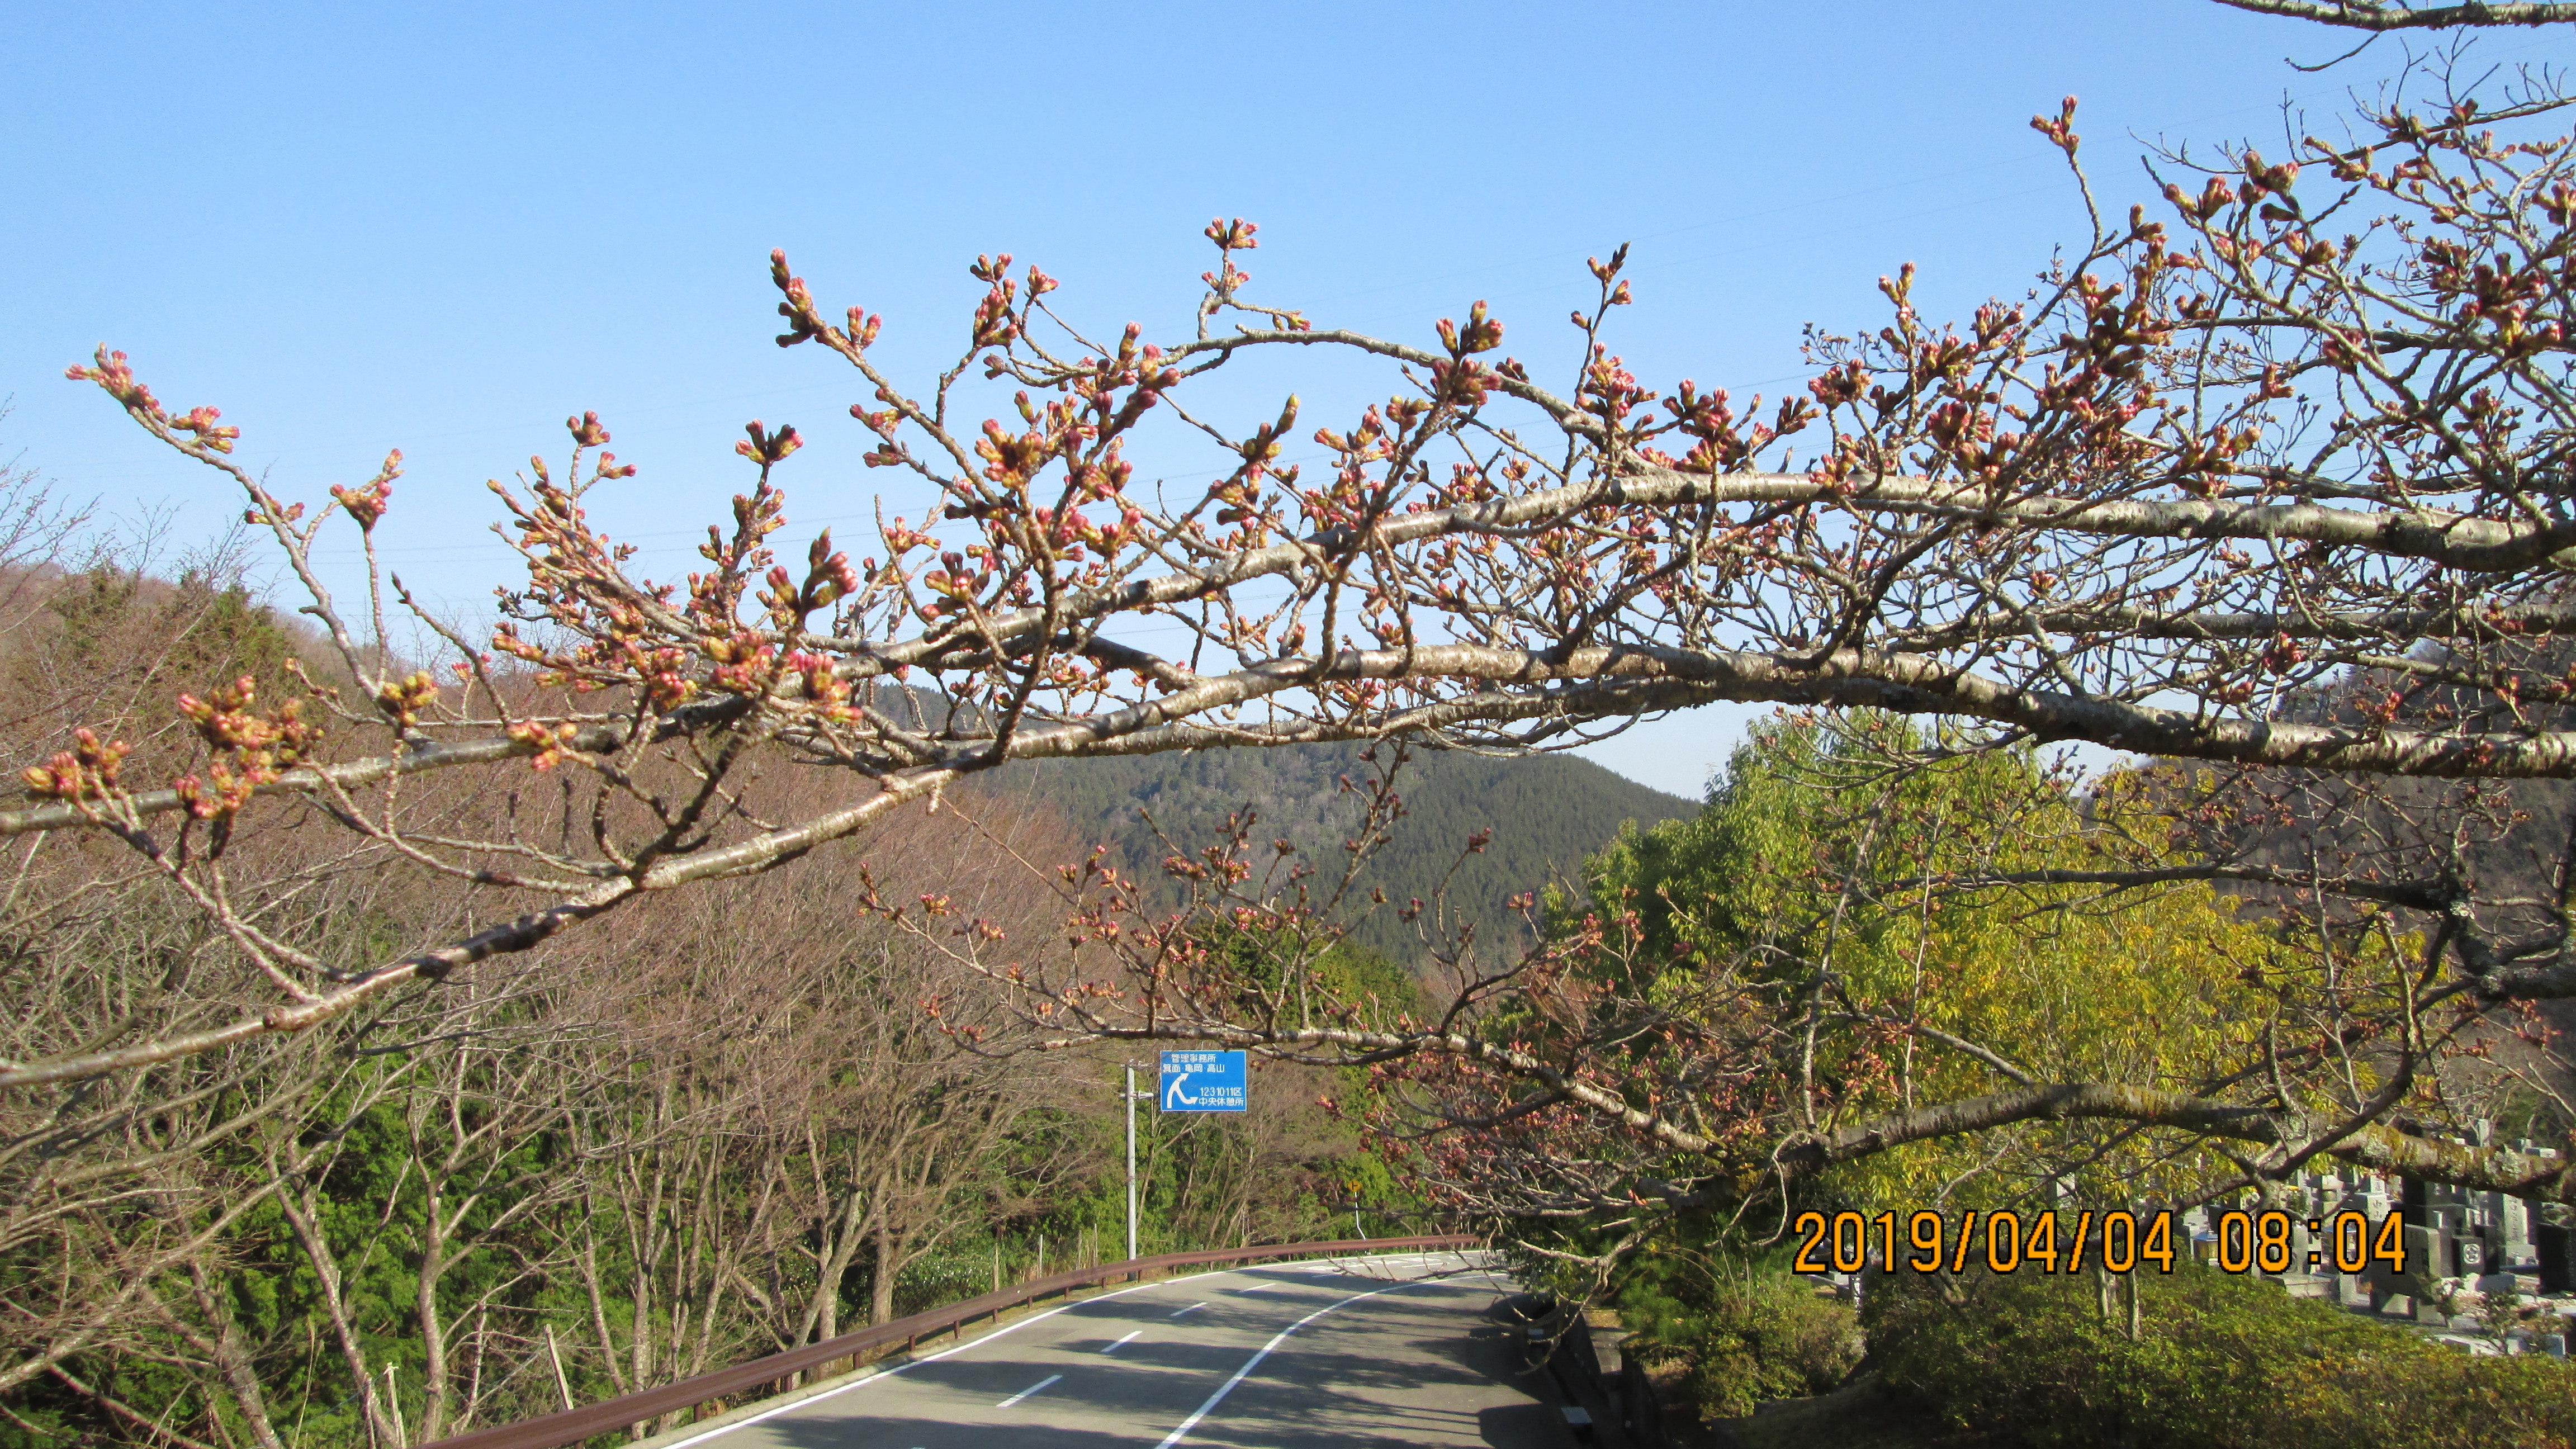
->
[2537, 1221, 2576, 1294]
[2497, 1192, 2534, 1266]
[2403, 1222, 2453, 1290]
[2360, 1247, 2404, 1302]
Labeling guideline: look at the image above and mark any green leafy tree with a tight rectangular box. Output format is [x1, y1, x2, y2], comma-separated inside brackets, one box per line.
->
[1574, 716, 2300, 1212]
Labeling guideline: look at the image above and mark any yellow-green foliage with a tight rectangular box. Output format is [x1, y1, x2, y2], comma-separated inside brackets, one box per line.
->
[1870, 1261, 2576, 1448]
[1579, 716, 2352, 1206]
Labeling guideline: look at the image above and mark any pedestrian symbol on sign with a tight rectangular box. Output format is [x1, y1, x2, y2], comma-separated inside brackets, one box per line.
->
[1158, 1050, 1247, 1112]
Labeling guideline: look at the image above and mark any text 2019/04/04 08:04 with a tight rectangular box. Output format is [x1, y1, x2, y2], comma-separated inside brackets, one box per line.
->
[1792, 1208, 2413, 1277]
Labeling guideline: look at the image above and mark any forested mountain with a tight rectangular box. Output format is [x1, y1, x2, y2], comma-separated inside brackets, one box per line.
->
[972, 744, 1698, 967]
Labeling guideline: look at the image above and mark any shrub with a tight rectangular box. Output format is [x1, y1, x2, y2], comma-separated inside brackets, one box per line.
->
[1618, 1254, 1863, 1419]
[1866, 1262, 2576, 1448]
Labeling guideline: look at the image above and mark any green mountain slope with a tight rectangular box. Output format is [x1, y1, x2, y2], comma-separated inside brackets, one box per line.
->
[969, 745, 1697, 968]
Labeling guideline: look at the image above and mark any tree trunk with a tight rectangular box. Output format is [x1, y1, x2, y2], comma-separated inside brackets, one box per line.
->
[185, 1256, 288, 1449]
[803, 1191, 870, 1344]
[276, 1180, 397, 1448]
[870, 1223, 902, 1327]
[416, 1192, 451, 1444]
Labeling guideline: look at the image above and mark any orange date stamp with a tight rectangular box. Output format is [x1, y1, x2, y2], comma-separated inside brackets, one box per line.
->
[1791, 1208, 2411, 1276]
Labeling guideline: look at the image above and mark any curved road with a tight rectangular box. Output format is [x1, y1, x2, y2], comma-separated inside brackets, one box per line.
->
[657, 1251, 1564, 1448]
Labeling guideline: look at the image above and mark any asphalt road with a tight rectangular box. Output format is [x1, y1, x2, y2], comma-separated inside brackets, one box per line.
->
[665, 1251, 1565, 1449]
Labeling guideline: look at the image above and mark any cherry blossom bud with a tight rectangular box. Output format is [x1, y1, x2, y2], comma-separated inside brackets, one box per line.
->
[737, 420, 803, 465]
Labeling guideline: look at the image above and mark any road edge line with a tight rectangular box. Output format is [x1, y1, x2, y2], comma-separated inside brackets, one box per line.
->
[1153, 1253, 1489, 1449]
[638, 1269, 1214, 1449]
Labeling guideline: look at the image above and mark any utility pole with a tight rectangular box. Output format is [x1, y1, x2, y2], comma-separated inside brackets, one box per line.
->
[1124, 1063, 1143, 1261]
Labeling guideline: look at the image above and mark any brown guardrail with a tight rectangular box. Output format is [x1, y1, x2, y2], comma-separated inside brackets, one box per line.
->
[422, 1234, 1483, 1449]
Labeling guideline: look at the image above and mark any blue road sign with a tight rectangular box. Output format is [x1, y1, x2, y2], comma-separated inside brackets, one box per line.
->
[1158, 1050, 1247, 1112]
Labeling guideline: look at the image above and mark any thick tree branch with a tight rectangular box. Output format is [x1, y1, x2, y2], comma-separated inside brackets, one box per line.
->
[2214, 0, 2576, 28]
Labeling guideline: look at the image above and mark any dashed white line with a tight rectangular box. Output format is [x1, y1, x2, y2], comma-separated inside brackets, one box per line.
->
[1101, 1329, 1143, 1353]
[648, 1252, 1489, 1449]
[996, 1374, 1061, 1408]
[1152, 1275, 1472, 1448]
[649, 1269, 1200, 1449]
[1168, 1301, 1209, 1317]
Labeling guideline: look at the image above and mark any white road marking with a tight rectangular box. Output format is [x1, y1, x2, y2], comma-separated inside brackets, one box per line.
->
[1233, 1284, 1269, 1294]
[653, 1252, 1489, 1449]
[1168, 1301, 1209, 1318]
[653, 1269, 1206, 1449]
[1153, 1272, 1480, 1448]
[996, 1374, 1060, 1408]
[1101, 1330, 1142, 1353]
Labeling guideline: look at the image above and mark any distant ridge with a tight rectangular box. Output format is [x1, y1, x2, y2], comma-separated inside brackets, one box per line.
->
[971, 744, 1697, 968]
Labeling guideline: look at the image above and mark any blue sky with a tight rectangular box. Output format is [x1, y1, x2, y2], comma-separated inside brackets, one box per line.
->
[6, 2, 2563, 798]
